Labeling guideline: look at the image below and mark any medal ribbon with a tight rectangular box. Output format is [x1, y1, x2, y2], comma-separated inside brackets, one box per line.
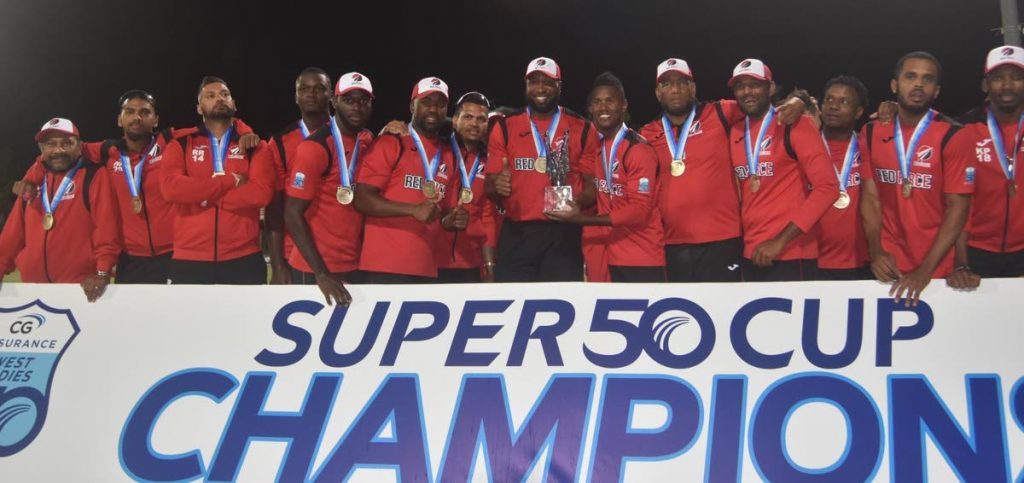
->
[600, 124, 628, 190]
[329, 116, 360, 188]
[119, 138, 156, 198]
[409, 124, 441, 185]
[821, 132, 859, 191]
[661, 106, 697, 161]
[42, 158, 85, 218]
[207, 126, 234, 175]
[744, 108, 776, 177]
[893, 109, 934, 184]
[298, 120, 312, 139]
[527, 106, 562, 159]
[985, 107, 1024, 182]
[450, 136, 481, 193]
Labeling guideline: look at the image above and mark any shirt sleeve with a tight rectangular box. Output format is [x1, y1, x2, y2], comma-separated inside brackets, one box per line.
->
[941, 126, 977, 195]
[356, 135, 401, 190]
[857, 123, 875, 182]
[159, 136, 236, 204]
[219, 141, 274, 211]
[485, 124, 508, 175]
[717, 100, 746, 126]
[268, 138, 288, 191]
[608, 142, 659, 229]
[87, 169, 123, 272]
[285, 140, 329, 201]
[790, 119, 840, 233]
[577, 122, 599, 178]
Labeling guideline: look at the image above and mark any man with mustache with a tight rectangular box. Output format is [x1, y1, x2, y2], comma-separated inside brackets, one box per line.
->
[0, 119, 121, 301]
[817, 76, 872, 280]
[266, 67, 334, 285]
[947, 45, 1024, 288]
[285, 72, 374, 304]
[159, 76, 274, 284]
[546, 72, 665, 282]
[354, 77, 467, 283]
[484, 57, 599, 282]
[727, 58, 839, 281]
[640, 58, 806, 283]
[859, 51, 976, 305]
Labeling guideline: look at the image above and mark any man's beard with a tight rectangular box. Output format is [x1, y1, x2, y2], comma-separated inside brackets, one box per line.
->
[205, 106, 236, 121]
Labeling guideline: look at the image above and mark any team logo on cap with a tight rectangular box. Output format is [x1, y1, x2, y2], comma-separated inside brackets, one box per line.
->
[537, 59, 547, 66]
[48, 118, 60, 126]
[667, 59, 677, 66]
[1002, 47, 1015, 57]
[352, 74, 363, 82]
[740, 60, 752, 68]
[430, 78, 441, 87]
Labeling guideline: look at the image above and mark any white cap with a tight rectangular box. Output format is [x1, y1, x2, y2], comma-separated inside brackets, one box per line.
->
[35, 117, 79, 141]
[986, 45, 1024, 74]
[525, 57, 561, 80]
[729, 58, 773, 87]
[657, 58, 694, 82]
[335, 72, 373, 97]
[411, 77, 449, 100]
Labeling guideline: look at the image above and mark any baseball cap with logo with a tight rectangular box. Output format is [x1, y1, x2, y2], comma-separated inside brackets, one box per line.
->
[35, 118, 79, 142]
[985, 45, 1024, 74]
[728, 58, 773, 87]
[525, 57, 561, 80]
[335, 72, 374, 97]
[411, 77, 449, 100]
[657, 58, 694, 82]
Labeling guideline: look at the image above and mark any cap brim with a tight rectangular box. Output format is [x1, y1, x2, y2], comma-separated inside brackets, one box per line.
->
[337, 86, 374, 98]
[524, 70, 560, 80]
[728, 73, 770, 87]
[657, 69, 694, 82]
[986, 60, 1024, 74]
[413, 89, 449, 101]
[34, 129, 76, 142]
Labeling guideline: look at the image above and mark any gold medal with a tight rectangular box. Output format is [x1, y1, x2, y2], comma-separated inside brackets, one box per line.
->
[670, 159, 685, 177]
[902, 180, 913, 198]
[535, 156, 547, 173]
[131, 196, 143, 214]
[750, 175, 761, 193]
[834, 191, 851, 209]
[460, 188, 473, 204]
[336, 186, 354, 205]
[422, 180, 437, 200]
[42, 213, 54, 231]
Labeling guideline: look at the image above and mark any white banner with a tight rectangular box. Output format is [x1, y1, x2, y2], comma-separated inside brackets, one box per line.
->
[0, 280, 1021, 482]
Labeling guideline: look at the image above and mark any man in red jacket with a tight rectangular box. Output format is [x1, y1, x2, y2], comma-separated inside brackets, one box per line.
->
[948, 45, 1024, 289]
[0, 119, 121, 301]
[546, 72, 665, 282]
[860, 52, 975, 305]
[285, 72, 374, 303]
[266, 67, 334, 284]
[159, 76, 274, 284]
[727, 58, 839, 281]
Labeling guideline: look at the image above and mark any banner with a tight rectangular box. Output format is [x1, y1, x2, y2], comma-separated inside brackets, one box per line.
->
[0, 280, 1021, 482]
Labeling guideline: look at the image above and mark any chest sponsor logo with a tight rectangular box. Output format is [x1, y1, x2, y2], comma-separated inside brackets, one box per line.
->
[733, 162, 775, 179]
[514, 157, 538, 171]
[228, 146, 244, 160]
[403, 175, 448, 197]
[913, 145, 933, 168]
[875, 169, 934, 190]
[595, 178, 624, 197]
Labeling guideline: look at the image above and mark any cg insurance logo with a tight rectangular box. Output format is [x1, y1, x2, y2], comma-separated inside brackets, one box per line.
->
[0, 300, 79, 457]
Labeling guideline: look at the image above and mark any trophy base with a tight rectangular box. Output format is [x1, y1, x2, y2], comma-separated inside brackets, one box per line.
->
[544, 186, 573, 212]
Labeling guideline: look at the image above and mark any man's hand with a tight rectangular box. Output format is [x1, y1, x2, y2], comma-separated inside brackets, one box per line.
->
[890, 266, 931, 307]
[232, 172, 248, 188]
[443, 205, 469, 230]
[870, 251, 901, 282]
[544, 200, 580, 223]
[751, 236, 787, 267]
[494, 157, 512, 197]
[12, 181, 37, 202]
[482, 263, 495, 283]
[270, 263, 291, 285]
[379, 120, 409, 137]
[870, 101, 899, 124]
[80, 272, 111, 303]
[238, 133, 262, 151]
[945, 266, 981, 290]
[315, 272, 352, 306]
[775, 96, 806, 126]
[411, 201, 440, 223]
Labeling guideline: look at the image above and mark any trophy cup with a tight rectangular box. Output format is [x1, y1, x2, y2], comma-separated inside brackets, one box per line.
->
[543, 130, 573, 212]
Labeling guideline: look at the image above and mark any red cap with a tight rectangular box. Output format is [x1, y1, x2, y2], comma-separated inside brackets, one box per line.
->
[35, 118, 79, 142]
[335, 72, 374, 97]
[728, 58, 773, 87]
[525, 57, 561, 80]
[411, 77, 449, 100]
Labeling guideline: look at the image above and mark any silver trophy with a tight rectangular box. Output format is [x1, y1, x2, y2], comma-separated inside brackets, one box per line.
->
[543, 130, 573, 212]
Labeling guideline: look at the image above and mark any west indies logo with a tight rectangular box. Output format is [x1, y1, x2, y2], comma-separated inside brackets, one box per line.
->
[0, 300, 79, 457]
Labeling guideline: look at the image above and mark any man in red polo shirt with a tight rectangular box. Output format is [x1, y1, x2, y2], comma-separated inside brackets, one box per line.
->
[947, 45, 1024, 288]
[817, 76, 871, 280]
[354, 77, 467, 283]
[435, 91, 493, 283]
[860, 51, 975, 305]
[0, 119, 121, 301]
[485, 57, 599, 282]
[266, 67, 334, 284]
[727, 58, 839, 281]
[159, 76, 274, 284]
[640, 58, 806, 282]
[546, 72, 665, 282]
[285, 72, 374, 304]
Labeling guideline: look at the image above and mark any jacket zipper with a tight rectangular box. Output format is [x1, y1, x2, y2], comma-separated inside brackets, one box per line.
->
[1001, 188, 1011, 253]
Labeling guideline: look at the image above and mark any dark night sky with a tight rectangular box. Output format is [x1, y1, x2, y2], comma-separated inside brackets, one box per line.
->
[0, 0, 1017, 180]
